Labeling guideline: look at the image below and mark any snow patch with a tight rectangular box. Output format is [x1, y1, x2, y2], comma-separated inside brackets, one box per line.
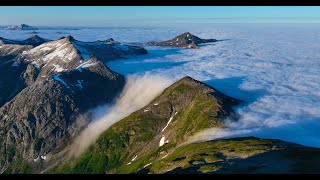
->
[154, 103, 159, 106]
[143, 163, 152, 168]
[52, 64, 67, 72]
[40, 155, 47, 160]
[41, 48, 71, 62]
[161, 112, 177, 132]
[76, 60, 97, 72]
[40, 47, 52, 51]
[159, 135, 165, 147]
[161, 116, 174, 132]
[144, 109, 150, 112]
[161, 154, 169, 159]
[131, 155, 138, 162]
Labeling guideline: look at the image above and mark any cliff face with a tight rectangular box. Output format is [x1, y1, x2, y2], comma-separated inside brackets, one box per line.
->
[0, 35, 150, 173]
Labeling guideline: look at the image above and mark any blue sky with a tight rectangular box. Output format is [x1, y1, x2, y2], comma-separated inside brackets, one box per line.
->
[0, 6, 320, 26]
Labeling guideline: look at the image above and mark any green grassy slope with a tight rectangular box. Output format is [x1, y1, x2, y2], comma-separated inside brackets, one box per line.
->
[51, 76, 240, 174]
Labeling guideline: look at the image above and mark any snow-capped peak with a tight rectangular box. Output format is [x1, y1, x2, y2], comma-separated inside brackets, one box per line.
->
[16, 35, 147, 79]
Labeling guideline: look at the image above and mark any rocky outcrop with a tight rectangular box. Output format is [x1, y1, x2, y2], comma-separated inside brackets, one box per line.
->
[148, 32, 217, 49]
[137, 137, 320, 174]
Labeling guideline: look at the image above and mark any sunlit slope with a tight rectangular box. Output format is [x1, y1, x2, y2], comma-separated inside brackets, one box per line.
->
[52, 76, 240, 173]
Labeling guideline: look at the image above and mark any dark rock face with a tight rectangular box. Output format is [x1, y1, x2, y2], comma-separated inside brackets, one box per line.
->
[0, 63, 125, 172]
[148, 32, 217, 49]
[0, 35, 150, 173]
[0, 44, 33, 106]
[0, 35, 50, 106]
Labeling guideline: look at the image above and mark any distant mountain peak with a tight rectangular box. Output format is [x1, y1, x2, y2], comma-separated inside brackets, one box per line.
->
[3, 24, 38, 30]
[106, 38, 114, 42]
[29, 34, 40, 39]
[148, 32, 217, 49]
[0, 35, 48, 47]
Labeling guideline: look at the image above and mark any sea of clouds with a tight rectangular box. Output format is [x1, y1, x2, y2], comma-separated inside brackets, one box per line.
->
[2, 23, 320, 148]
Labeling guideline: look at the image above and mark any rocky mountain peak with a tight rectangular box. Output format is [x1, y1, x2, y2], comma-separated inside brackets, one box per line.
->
[170, 76, 213, 92]
[29, 34, 40, 39]
[181, 32, 192, 37]
[106, 38, 114, 42]
[21, 35, 49, 46]
[148, 32, 217, 49]
[177, 75, 194, 82]
[65, 35, 75, 41]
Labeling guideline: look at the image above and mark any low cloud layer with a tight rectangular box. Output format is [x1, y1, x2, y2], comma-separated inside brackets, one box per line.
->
[4, 24, 319, 150]
[108, 25, 320, 147]
[70, 74, 172, 156]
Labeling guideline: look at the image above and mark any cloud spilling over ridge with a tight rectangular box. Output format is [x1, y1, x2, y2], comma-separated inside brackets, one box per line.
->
[106, 25, 320, 148]
[70, 73, 172, 156]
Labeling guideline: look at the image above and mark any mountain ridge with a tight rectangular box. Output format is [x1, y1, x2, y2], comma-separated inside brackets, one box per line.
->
[50, 76, 241, 174]
[0, 34, 149, 173]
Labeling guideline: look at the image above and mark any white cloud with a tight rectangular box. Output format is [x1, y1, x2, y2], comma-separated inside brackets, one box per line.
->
[2, 23, 320, 148]
[69, 73, 172, 156]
